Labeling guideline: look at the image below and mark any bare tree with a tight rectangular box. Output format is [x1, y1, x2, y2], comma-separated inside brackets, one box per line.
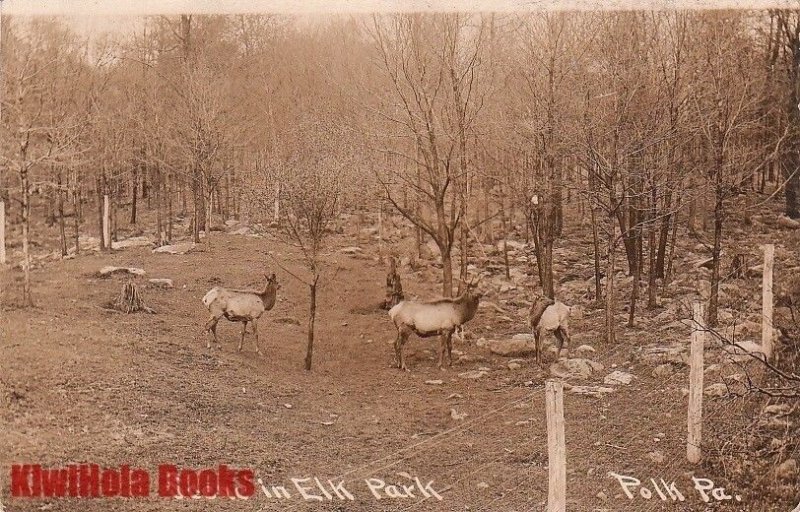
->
[368, 13, 487, 297]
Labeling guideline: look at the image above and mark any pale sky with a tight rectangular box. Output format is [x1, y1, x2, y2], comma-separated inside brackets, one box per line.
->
[2, 0, 796, 38]
[3, 0, 797, 15]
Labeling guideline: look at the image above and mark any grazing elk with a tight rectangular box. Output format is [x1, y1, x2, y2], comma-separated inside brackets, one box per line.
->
[530, 296, 572, 364]
[202, 273, 280, 354]
[388, 280, 483, 371]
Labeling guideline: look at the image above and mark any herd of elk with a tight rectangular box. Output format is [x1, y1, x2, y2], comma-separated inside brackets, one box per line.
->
[201, 270, 573, 370]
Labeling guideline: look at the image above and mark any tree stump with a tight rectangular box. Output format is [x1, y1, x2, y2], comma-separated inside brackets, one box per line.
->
[381, 256, 404, 310]
[113, 279, 155, 314]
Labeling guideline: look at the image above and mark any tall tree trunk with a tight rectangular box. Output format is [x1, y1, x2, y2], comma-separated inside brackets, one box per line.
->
[72, 177, 80, 255]
[441, 247, 453, 299]
[57, 170, 67, 257]
[786, 29, 800, 219]
[591, 206, 602, 303]
[605, 212, 617, 345]
[167, 173, 173, 243]
[130, 162, 139, 225]
[21, 167, 33, 306]
[708, 192, 723, 328]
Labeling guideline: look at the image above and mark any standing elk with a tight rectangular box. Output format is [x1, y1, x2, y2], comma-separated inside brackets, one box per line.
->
[388, 280, 483, 371]
[530, 296, 572, 364]
[202, 273, 280, 354]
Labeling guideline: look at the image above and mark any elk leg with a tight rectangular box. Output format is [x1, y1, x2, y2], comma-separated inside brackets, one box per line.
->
[252, 320, 261, 355]
[534, 327, 542, 366]
[205, 315, 220, 349]
[554, 328, 566, 360]
[395, 329, 410, 371]
[239, 321, 248, 352]
[437, 332, 447, 370]
[446, 330, 454, 366]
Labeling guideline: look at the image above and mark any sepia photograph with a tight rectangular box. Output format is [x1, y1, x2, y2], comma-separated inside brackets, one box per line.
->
[1, 0, 800, 510]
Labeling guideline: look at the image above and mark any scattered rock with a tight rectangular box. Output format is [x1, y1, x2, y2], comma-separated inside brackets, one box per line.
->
[340, 246, 363, 254]
[99, 266, 146, 277]
[153, 242, 197, 255]
[763, 404, 791, 416]
[604, 370, 634, 386]
[148, 278, 174, 289]
[652, 364, 676, 378]
[704, 383, 728, 397]
[486, 339, 538, 358]
[574, 344, 596, 356]
[647, 451, 665, 464]
[777, 215, 800, 230]
[425, 380, 444, 386]
[550, 358, 604, 380]
[457, 354, 486, 364]
[507, 362, 522, 371]
[568, 385, 615, 397]
[112, 236, 154, 249]
[596, 491, 608, 500]
[477, 482, 489, 490]
[450, 408, 468, 421]
[636, 343, 688, 366]
[458, 370, 488, 380]
[721, 341, 765, 363]
[776, 459, 798, 481]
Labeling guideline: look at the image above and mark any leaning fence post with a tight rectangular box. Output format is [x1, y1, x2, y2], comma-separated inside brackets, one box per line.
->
[546, 380, 566, 512]
[762, 243, 774, 360]
[687, 302, 705, 464]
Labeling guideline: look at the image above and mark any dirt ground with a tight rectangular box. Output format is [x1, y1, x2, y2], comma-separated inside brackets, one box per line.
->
[0, 216, 794, 511]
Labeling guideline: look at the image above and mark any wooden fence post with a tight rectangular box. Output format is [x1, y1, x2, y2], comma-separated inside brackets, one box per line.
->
[687, 302, 705, 464]
[103, 194, 110, 250]
[546, 380, 566, 512]
[0, 200, 6, 265]
[762, 243, 774, 360]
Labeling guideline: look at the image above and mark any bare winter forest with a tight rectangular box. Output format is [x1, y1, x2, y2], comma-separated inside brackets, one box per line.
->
[2, 9, 800, 512]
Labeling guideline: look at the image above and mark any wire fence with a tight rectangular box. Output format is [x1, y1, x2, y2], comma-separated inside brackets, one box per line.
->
[246, 245, 792, 511]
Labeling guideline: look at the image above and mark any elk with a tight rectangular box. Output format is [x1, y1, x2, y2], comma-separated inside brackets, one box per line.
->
[202, 273, 280, 354]
[530, 296, 572, 364]
[388, 280, 482, 371]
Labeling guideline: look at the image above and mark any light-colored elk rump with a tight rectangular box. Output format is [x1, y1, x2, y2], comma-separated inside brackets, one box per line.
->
[530, 297, 572, 365]
[389, 285, 482, 371]
[203, 273, 280, 354]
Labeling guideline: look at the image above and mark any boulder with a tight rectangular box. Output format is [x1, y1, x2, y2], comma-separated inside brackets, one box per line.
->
[148, 278, 174, 289]
[153, 242, 197, 255]
[550, 358, 604, 380]
[636, 343, 688, 366]
[777, 215, 800, 230]
[776, 459, 798, 481]
[458, 370, 488, 380]
[604, 370, 634, 386]
[485, 339, 538, 358]
[720, 341, 765, 363]
[704, 383, 728, 397]
[567, 385, 615, 397]
[99, 266, 146, 277]
[112, 236, 154, 250]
